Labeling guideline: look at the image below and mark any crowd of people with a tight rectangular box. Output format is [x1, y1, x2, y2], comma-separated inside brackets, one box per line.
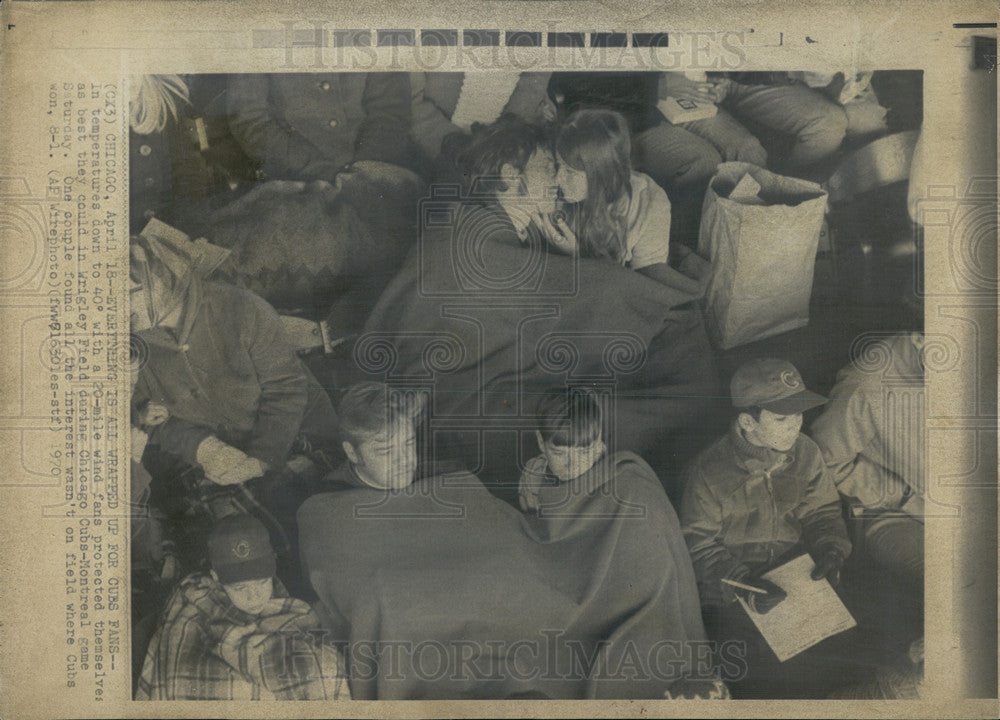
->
[129, 71, 924, 700]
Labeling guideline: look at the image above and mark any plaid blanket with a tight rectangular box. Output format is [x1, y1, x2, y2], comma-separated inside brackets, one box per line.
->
[135, 573, 349, 700]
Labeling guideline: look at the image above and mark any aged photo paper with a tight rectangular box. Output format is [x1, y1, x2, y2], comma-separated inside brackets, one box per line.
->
[0, 0, 997, 717]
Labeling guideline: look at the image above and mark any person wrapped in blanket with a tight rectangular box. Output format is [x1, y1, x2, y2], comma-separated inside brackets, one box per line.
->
[299, 384, 725, 699]
[519, 389, 730, 700]
[278, 382, 433, 512]
[680, 358, 858, 698]
[362, 113, 718, 499]
[327, 383, 428, 491]
[129, 231, 338, 590]
[136, 513, 349, 700]
[455, 111, 703, 289]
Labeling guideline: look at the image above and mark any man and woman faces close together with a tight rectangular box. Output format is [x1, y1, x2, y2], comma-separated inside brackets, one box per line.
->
[472, 110, 639, 263]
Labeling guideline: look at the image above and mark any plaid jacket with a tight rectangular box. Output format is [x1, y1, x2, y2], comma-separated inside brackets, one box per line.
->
[135, 573, 349, 700]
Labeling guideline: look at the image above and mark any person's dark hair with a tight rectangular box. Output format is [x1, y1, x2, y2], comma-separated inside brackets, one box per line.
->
[556, 109, 633, 263]
[458, 114, 553, 195]
[338, 382, 426, 447]
[536, 388, 603, 448]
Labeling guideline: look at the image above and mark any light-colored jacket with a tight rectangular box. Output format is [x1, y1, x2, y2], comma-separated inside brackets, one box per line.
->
[810, 333, 925, 513]
[132, 277, 329, 469]
[410, 72, 553, 159]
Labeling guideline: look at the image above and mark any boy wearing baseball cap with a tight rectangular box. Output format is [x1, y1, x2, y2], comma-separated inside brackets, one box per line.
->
[206, 513, 279, 615]
[679, 358, 853, 696]
[136, 514, 349, 700]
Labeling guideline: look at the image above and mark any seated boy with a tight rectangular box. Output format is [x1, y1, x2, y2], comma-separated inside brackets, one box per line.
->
[680, 358, 855, 697]
[275, 382, 424, 515]
[518, 388, 727, 698]
[326, 382, 426, 491]
[299, 386, 721, 699]
[308, 382, 463, 494]
[135, 514, 349, 700]
[270, 382, 442, 604]
[518, 388, 607, 513]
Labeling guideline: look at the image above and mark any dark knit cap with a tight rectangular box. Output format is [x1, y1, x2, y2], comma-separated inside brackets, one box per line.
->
[207, 514, 276, 584]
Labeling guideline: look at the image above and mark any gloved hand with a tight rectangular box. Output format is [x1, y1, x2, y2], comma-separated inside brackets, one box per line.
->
[196, 436, 267, 486]
[810, 545, 847, 585]
[740, 578, 788, 615]
[722, 569, 787, 613]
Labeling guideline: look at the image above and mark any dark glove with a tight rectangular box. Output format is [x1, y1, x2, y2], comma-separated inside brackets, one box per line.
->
[810, 545, 847, 585]
[725, 572, 787, 614]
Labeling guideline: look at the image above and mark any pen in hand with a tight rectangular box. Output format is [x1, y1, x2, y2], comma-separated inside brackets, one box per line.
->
[721, 577, 769, 595]
[723, 577, 788, 614]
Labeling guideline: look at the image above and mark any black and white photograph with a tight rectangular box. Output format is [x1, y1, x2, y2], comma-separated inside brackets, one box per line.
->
[0, 1, 996, 717]
[127, 68, 933, 700]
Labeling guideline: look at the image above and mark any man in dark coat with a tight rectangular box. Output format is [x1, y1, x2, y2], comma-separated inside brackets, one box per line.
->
[227, 73, 417, 183]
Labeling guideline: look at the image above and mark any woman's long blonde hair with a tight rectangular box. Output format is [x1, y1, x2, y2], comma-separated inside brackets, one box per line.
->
[556, 109, 633, 264]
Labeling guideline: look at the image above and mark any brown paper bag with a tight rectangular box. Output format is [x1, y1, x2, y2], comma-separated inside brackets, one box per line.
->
[698, 162, 828, 349]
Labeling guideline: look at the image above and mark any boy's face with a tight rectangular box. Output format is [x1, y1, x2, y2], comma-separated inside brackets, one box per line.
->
[345, 419, 418, 490]
[507, 147, 559, 216]
[536, 431, 605, 482]
[741, 409, 803, 452]
[219, 576, 273, 615]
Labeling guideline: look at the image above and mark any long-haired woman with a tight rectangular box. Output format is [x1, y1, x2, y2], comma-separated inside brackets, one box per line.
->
[539, 109, 672, 271]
